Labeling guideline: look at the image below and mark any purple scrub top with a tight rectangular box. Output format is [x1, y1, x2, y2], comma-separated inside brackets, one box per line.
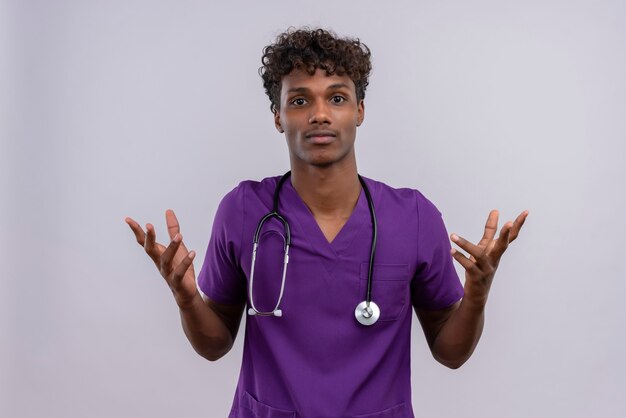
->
[197, 175, 464, 418]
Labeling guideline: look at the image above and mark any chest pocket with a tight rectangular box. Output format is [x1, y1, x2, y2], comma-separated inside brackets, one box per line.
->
[359, 264, 410, 322]
[352, 401, 407, 417]
[241, 391, 296, 418]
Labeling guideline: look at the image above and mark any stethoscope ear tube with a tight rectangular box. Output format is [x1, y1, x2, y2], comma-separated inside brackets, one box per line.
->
[248, 214, 290, 317]
[247, 172, 293, 318]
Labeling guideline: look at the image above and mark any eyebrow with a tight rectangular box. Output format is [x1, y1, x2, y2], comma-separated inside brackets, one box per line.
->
[286, 83, 352, 94]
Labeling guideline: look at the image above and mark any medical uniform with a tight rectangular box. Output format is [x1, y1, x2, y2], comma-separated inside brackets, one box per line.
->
[197, 175, 464, 418]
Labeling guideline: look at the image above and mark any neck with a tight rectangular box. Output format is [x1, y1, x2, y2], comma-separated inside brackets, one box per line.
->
[290, 163, 361, 219]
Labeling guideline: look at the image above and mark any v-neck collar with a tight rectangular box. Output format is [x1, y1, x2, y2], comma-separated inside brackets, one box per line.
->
[281, 176, 371, 262]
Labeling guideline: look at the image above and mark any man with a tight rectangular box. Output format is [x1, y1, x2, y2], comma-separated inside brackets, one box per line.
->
[126, 27, 527, 417]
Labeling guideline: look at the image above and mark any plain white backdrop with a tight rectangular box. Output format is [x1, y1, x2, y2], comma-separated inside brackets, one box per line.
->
[2, 0, 625, 417]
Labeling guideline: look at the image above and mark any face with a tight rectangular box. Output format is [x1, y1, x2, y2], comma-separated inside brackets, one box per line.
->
[274, 68, 365, 169]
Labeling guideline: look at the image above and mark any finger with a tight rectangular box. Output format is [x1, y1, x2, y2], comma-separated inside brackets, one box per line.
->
[167, 209, 191, 252]
[160, 233, 185, 276]
[508, 210, 529, 243]
[477, 209, 499, 247]
[166, 209, 181, 241]
[170, 250, 196, 287]
[125, 217, 146, 246]
[450, 248, 481, 274]
[490, 222, 513, 259]
[144, 223, 161, 264]
[450, 233, 484, 261]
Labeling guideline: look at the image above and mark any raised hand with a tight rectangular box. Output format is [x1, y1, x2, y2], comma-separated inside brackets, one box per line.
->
[450, 209, 528, 306]
[125, 209, 199, 308]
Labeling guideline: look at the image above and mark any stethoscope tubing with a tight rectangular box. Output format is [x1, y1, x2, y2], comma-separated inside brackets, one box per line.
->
[359, 174, 377, 306]
[248, 171, 379, 325]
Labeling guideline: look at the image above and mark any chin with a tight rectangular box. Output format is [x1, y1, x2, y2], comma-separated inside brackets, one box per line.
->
[302, 152, 346, 168]
[291, 146, 354, 169]
[308, 160, 337, 168]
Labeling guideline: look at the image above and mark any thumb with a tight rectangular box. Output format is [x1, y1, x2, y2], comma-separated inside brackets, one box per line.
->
[165, 209, 181, 240]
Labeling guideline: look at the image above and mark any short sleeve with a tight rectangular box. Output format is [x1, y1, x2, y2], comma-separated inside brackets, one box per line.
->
[196, 185, 247, 305]
[411, 191, 464, 310]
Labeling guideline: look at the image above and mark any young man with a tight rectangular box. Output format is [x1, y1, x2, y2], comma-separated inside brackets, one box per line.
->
[126, 28, 527, 417]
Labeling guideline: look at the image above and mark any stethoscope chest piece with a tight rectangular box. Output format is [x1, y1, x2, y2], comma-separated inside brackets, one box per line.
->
[355, 300, 380, 326]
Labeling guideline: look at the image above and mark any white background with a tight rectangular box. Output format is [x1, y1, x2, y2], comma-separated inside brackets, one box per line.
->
[2, 0, 625, 417]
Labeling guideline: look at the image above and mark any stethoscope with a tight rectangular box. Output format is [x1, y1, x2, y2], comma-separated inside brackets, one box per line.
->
[247, 171, 380, 326]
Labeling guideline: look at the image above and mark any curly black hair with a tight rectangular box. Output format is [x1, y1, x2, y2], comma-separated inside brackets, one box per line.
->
[259, 27, 372, 113]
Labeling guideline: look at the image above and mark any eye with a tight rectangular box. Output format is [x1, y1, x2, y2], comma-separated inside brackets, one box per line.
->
[290, 98, 307, 106]
[331, 95, 346, 104]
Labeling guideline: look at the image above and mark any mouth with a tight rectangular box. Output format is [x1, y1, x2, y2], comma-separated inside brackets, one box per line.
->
[305, 131, 337, 145]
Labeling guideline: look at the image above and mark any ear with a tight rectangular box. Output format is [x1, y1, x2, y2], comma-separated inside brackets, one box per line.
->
[274, 109, 284, 133]
[356, 100, 365, 126]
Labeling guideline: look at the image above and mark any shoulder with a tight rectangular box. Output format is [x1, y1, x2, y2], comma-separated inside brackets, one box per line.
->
[361, 176, 442, 218]
[218, 175, 282, 209]
[211, 175, 283, 240]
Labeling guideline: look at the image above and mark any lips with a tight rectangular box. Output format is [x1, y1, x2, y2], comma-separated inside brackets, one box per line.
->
[305, 130, 337, 145]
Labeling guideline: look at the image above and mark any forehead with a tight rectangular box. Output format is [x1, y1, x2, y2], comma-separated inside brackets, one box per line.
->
[280, 68, 356, 95]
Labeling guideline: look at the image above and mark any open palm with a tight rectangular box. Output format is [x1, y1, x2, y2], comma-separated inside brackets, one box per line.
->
[126, 209, 198, 308]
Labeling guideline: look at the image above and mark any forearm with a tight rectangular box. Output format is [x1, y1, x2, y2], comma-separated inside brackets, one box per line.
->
[431, 297, 486, 369]
[178, 293, 233, 361]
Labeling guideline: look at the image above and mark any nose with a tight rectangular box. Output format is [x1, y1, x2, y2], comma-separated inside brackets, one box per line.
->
[308, 99, 331, 125]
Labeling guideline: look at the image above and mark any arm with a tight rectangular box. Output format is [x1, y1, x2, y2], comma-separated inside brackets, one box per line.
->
[179, 293, 245, 361]
[416, 209, 528, 369]
[126, 209, 244, 362]
[415, 299, 483, 369]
